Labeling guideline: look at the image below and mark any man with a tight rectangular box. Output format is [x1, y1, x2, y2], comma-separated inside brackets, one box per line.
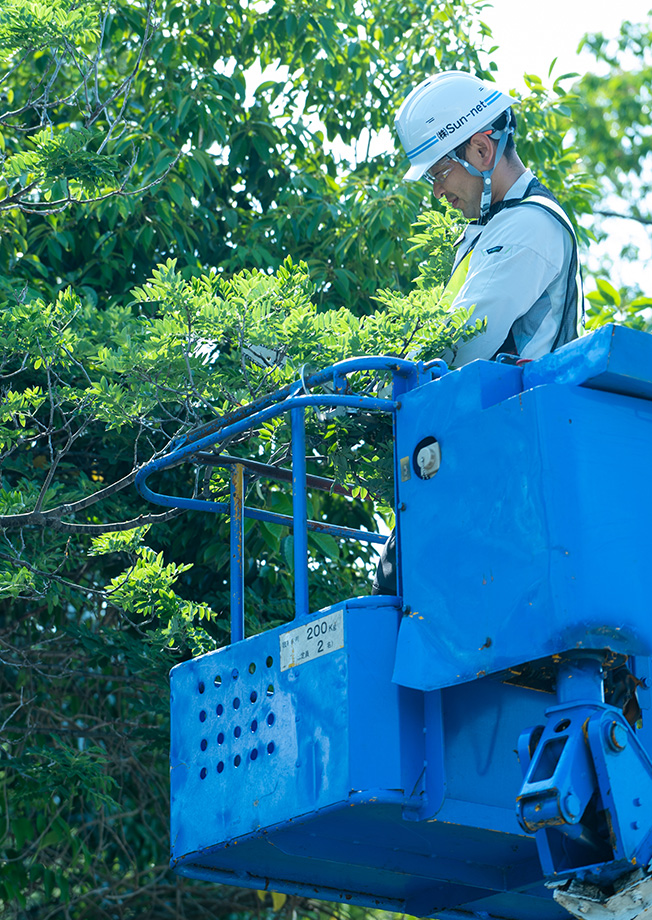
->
[395, 69, 580, 366]
[372, 69, 580, 594]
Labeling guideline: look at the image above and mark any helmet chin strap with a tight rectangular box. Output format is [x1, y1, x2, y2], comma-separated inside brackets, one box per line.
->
[451, 128, 511, 225]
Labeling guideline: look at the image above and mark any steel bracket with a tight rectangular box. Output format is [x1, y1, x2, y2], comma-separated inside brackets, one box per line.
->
[517, 692, 652, 889]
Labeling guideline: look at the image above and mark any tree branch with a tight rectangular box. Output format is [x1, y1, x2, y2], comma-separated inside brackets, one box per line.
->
[0, 503, 182, 535]
[593, 208, 652, 227]
[0, 145, 182, 215]
[0, 465, 176, 531]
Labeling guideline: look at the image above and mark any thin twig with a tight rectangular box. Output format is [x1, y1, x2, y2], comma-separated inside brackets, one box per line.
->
[0, 505, 183, 534]
[593, 208, 652, 226]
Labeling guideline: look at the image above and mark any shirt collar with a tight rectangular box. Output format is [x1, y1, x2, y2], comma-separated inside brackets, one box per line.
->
[502, 168, 535, 202]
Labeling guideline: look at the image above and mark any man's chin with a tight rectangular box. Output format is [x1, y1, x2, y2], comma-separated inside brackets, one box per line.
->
[460, 204, 480, 220]
[454, 203, 476, 220]
[445, 197, 476, 219]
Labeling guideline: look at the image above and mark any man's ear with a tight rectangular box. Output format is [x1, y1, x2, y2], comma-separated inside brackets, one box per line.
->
[466, 132, 496, 169]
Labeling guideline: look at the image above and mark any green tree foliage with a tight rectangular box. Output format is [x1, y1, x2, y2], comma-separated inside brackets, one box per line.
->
[0, 1, 603, 917]
[0, 0, 491, 312]
[576, 17, 652, 222]
[512, 72, 597, 242]
[573, 16, 652, 325]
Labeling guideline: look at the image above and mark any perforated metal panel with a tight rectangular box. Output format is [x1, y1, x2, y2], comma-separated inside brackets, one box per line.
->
[187, 652, 278, 781]
[170, 598, 424, 861]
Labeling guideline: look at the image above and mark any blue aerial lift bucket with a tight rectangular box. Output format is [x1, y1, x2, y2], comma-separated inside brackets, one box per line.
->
[136, 324, 652, 920]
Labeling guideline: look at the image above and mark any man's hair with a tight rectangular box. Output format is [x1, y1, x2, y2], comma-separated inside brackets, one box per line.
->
[455, 109, 518, 160]
[494, 108, 517, 156]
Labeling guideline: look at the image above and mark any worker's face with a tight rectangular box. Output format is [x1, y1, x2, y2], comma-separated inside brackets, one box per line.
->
[428, 135, 494, 219]
[429, 159, 483, 218]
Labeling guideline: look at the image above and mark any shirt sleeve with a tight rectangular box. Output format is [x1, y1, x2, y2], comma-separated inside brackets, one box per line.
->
[450, 208, 567, 366]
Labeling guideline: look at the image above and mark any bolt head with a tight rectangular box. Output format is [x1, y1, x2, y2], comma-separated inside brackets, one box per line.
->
[563, 792, 582, 820]
[606, 721, 628, 752]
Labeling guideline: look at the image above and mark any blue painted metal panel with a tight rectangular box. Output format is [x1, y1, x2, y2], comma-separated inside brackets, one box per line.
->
[170, 598, 421, 863]
[523, 322, 652, 400]
[439, 680, 547, 817]
[393, 360, 652, 691]
[170, 598, 567, 917]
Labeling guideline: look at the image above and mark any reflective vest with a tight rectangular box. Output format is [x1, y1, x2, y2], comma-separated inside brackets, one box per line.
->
[445, 178, 581, 358]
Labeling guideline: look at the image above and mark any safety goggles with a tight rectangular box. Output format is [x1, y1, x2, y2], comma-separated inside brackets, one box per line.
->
[425, 158, 456, 184]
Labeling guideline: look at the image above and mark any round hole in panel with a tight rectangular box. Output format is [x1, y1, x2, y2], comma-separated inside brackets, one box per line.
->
[200, 767, 207, 779]
[249, 662, 256, 675]
[232, 668, 239, 681]
[266, 656, 273, 668]
[216, 704, 224, 716]
[214, 674, 222, 688]
[251, 719, 258, 733]
[198, 681, 205, 694]
[217, 761, 224, 774]
[217, 732, 225, 745]
[233, 697, 241, 710]
[199, 710, 206, 723]
[554, 719, 572, 733]
[234, 726, 241, 739]
[267, 712, 275, 727]
[200, 739, 208, 752]
[267, 741, 275, 755]
[266, 684, 274, 698]
[234, 754, 241, 767]
[250, 691, 258, 703]
[251, 748, 258, 761]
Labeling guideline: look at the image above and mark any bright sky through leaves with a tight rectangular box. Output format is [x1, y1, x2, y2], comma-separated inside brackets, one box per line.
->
[488, 0, 652, 93]
[489, 0, 652, 292]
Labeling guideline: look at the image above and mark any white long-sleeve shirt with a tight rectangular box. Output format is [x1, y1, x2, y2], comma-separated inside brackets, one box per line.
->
[449, 170, 577, 367]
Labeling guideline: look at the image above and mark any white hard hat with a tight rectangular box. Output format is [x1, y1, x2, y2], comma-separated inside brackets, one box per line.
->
[395, 71, 518, 182]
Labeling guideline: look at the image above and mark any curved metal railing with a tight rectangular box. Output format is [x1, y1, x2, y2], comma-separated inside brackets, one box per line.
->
[135, 356, 447, 640]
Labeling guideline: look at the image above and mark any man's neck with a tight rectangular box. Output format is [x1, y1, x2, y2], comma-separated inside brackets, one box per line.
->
[491, 155, 527, 204]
